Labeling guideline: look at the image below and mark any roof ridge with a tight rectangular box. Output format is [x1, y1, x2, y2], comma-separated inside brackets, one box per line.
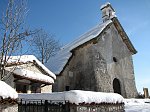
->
[61, 20, 112, 52]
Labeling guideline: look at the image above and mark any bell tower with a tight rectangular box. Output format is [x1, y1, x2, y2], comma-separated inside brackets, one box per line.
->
[100, 2, 116, 22]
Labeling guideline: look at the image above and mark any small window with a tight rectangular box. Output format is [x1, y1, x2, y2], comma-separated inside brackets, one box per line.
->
[16, 83, 27, 93]
[31, 83, 41, 93]
[113, 57, 117, 62]
[69, 71, 73, 78]
[65, 86, 70, 91]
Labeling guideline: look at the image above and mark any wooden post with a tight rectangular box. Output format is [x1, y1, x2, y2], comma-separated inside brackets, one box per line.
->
[65, 101, 70, 112]
[44, 100, 48, 112]
[143, 88, 149, 98]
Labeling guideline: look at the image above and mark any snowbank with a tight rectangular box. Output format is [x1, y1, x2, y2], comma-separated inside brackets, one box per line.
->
[0, 81, 18, 99]
[19, 90, 124, 105]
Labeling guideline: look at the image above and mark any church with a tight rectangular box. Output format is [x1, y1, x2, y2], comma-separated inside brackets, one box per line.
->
[46, 3, 138, 98]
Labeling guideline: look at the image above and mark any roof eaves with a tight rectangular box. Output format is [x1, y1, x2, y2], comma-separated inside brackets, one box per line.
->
[112, 17, 137, 54]
[13, 74, 52, 85]
[5, 61, 33, 67]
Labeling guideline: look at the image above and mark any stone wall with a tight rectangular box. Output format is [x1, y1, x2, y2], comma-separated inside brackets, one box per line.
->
[54, 42, 97, 91]
[4, 72, 15, 88]
[0, 104, 18, 112]
[108, 24, 137, 97]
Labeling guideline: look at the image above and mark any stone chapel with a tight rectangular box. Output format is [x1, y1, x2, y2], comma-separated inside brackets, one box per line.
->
[46, 3, 138, 98]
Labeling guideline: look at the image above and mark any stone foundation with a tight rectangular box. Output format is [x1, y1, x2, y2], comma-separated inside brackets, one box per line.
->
[70, 103, 124, 112]
[0, 104, 18, 112]
[0, 99, 18, 112]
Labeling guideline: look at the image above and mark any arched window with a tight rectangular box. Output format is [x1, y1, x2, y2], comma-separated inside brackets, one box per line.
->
[113, 57, 117, 62]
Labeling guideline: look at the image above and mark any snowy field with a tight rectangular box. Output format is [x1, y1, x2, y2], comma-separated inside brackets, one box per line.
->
[125, 99, 150, 112]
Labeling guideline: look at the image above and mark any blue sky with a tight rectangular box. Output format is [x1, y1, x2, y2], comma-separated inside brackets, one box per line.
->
[1, 0, 150, 93]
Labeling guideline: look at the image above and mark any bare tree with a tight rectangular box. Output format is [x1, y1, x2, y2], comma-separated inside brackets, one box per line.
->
[31, 29, 60, 64]
[0, 0, 34, 80]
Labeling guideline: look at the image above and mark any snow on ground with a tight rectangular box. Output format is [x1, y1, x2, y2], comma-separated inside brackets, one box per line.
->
[0, 81, 18, 99]
[124, 99, 150, 112]
[19, 90, 123, 105]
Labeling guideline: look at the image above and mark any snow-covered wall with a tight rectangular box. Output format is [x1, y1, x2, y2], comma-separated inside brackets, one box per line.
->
[19, 90, 124, 104]
[19, 90, 125, 112]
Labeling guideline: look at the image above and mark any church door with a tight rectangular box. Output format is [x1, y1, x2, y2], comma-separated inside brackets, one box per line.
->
[113, 78, 121, 95]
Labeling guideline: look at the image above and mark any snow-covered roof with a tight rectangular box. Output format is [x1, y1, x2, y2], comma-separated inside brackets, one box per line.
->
[100, 2, 111, 9]
[11, 67, 54, 84]
[100, 2, 116, 20]
[6, 55, 56, 79]
[0, 81, 18, 99]
[19, 90, 124, 105]
[45, 20, 112, 74]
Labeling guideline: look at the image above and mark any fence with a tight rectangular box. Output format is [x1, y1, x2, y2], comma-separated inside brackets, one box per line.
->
[18, 99, 70, 112]
[18, 99, 124, 112]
